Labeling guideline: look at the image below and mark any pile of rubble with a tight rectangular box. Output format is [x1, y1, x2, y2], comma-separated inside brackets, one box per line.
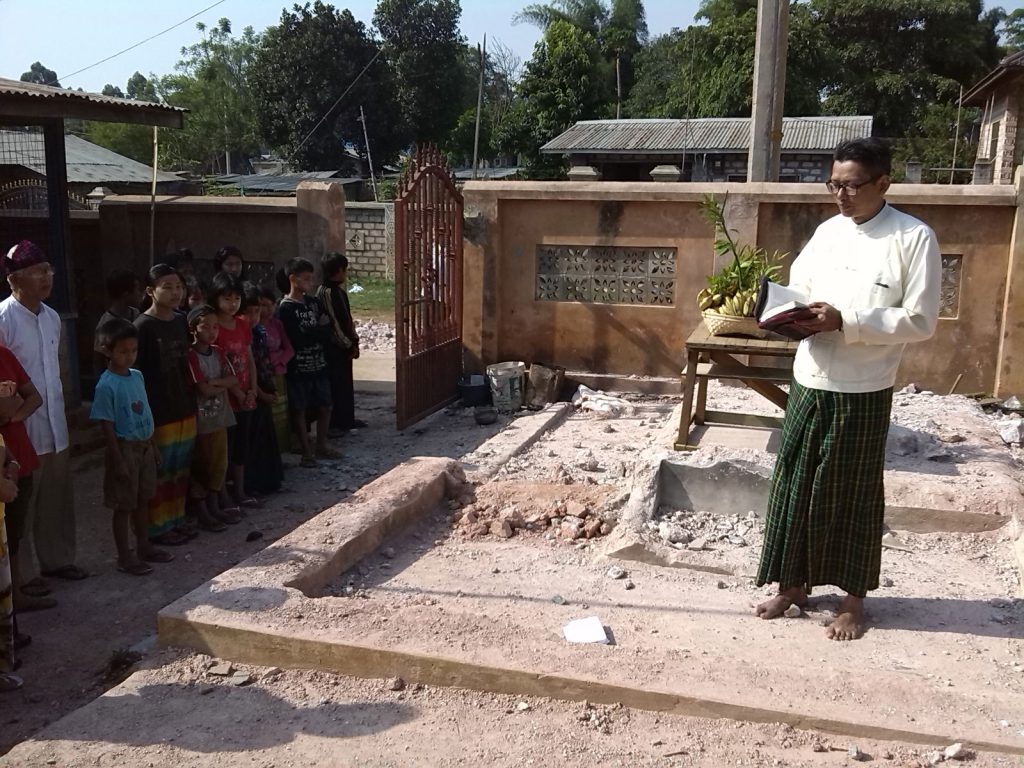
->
[455, 498, 614, 541]
[355, 319, 396, 352]
[897, 383, 1024, 446]
[646, 506, 763, 551]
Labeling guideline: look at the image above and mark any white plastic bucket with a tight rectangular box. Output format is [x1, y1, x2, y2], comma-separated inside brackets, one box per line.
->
[486, 361, 526, 413]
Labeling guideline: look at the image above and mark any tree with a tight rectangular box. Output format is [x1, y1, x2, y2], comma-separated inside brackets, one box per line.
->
[158, 19, 262, 173]
[441, 39, 523, 166]
[494, 20, 606, 176]
[20, 61, 60, 87]
[514, 0, 608, 37]
[373, 0, 468, 145]
[890, 96, 979, 183]
[814, 0, 1001, 139]
[250, 2, 404, 171]
[1001, 8, 1024, 51]
[85, 73, 163, 163]
[514, 0, 646, 113]
[126, 71, 159, 102]
[626, 0, 827, 119]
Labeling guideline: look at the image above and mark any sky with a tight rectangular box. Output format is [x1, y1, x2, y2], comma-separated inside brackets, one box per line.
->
[0, 0, 700, 94]
[1, 0, 1022, 94]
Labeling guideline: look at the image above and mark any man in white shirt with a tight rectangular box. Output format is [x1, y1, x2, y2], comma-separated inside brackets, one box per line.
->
[754, 139, 940, 641]
[0, 241, 84, 600]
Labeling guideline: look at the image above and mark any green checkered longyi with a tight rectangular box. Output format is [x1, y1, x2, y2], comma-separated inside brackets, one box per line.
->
[756, 380, 893, 598]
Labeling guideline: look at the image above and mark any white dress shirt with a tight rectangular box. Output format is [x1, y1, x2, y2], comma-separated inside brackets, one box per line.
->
[789, 203, 941, 393]
[0, 295, 69, 454]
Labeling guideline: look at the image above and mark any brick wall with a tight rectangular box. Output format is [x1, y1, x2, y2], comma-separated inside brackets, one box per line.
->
[344, 202, 393, 280]
[780, 154, 831, 182]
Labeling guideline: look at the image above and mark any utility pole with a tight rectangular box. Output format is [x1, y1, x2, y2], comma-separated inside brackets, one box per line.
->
[949, 83, 964, 184]
[359, 105, 378, 202]
[472, 35, 487, 180]
[616, 54, 622, 119]
[747, 0, 789, 182]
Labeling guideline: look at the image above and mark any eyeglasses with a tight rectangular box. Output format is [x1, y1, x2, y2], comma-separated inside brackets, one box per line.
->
[825, 176, 881, 196]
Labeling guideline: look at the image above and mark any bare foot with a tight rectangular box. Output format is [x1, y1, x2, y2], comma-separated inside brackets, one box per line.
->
[755, 586, 808, 619]
[826, 595, 866, 641]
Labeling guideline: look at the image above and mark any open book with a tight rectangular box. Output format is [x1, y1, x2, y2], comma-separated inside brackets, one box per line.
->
[755, 278, 818, 340]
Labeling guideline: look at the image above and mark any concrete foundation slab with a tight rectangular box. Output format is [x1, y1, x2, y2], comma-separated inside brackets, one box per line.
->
[156, 453, 1024, 757]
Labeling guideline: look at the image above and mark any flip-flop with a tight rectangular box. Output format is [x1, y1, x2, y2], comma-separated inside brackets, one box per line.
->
[41, 565, 89, 581]
[0, 674, 23, 693]
[20, 578, 51, 597]
[140, 549, 174, 564]
[237, 497, 261, 508]
[117, 561, 154, 576]
[198, 518, 227, 532]
[300, 455, 317, 468]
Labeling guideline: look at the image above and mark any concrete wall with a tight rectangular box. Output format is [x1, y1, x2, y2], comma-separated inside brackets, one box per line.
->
[98, 181, 345, 278]
[463, 181, 1022, 396]
[344, 202, 393, 279]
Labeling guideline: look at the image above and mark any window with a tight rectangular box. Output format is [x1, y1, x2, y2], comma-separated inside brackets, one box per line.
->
[989, 121, 1000, 160]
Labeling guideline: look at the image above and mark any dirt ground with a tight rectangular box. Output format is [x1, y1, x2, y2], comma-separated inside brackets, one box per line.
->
[0, 388, 509, 755]
[5, 649, 1021, 768]
[3, 372, 1024, 765]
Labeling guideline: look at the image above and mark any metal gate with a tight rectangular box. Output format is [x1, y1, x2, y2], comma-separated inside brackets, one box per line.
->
[394, 145, 464, 430]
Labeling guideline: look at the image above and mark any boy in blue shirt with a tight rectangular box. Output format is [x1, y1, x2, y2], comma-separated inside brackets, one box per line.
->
[91, 318, 168, 575]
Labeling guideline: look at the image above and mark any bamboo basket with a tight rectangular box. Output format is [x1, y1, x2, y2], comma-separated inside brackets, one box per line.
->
[702, 310, 771, 339]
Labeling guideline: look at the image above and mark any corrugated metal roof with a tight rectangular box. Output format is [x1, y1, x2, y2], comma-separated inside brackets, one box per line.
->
[0, 77, 186, 122]
[214, 172, 362, 194]
[540, 117, 873, 155]
[963, 51, 1024, 105]
[453, 166, 521, 180]
[0, 130, 180, 184]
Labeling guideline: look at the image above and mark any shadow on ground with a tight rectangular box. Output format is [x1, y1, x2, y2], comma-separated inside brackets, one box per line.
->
[26, 682, 414, 753]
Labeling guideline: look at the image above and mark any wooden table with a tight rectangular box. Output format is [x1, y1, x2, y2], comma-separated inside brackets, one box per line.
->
[675, 325, 799, 451]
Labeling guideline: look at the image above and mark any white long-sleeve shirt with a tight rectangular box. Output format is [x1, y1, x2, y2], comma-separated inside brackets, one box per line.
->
[0, 296, 69, 454]
[788, 203, 941, 393]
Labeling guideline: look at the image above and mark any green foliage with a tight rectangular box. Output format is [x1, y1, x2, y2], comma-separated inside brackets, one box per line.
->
[156, 19, 262, 173]
[814, 0, 1000, 138]
[249, 2, 404, 171]
[84, 73, 161, 164]
[126, 72, 159, 102]
[440, 40, 523, 166]
[890, 98, 980, 183]
[625, 1, 826, 119]
[1001, 8, 1024, 50]
[347, 277, 395, 319]
[513, 0, 645, 113]
[20, 61, 59, 87]
[494, 19, 606, 176]
[84, 122, 154, 164]
[373, 0, 468, 145]
[699, 194, 784, 296]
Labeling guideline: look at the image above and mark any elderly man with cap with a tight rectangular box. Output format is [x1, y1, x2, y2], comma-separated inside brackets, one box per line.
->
[0, 241, 84, 603]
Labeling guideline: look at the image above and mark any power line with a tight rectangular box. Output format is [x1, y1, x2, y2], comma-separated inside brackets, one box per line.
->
[291, 48, 383, 158]
[48, 0, 229, 87]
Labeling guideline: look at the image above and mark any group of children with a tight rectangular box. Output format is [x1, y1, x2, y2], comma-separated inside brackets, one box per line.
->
[90, 251, 361, 574]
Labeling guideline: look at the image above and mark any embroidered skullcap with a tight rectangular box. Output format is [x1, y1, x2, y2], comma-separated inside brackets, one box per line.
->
[3, 240, 47, 276]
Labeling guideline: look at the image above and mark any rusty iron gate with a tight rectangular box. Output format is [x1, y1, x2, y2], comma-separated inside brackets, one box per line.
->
[394, 145, 464, 430]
